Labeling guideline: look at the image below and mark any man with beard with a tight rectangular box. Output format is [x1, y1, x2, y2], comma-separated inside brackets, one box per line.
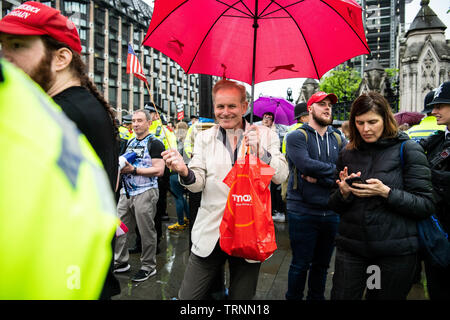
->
[285, 91, 345, 300]
[0, 2, 120, 299]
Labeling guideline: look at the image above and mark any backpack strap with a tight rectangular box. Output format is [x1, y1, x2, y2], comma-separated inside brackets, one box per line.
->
[293, 128, 308, 190]
[400, 141, 407, 169]
[332, 131, 342, 149]
[297, 128, 308, 142]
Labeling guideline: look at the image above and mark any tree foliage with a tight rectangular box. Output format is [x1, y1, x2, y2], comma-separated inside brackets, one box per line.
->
[319, 66, 362, 101]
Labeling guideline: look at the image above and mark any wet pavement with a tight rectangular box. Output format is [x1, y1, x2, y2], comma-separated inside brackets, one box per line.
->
[111, 194, 428, 300]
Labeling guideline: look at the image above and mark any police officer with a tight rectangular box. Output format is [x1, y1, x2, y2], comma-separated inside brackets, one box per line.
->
[119, 114, 133, 141]
[407, 90, 446, 142]
[419, 81, 450, 300]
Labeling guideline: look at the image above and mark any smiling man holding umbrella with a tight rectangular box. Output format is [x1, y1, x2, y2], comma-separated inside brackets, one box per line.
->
[162, 79, 288, 300]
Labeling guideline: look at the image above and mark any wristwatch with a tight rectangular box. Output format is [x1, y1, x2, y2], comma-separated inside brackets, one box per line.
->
[132, 166, 137, 175]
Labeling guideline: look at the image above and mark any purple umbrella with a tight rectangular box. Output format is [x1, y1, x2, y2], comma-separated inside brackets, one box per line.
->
[394, 111, 424, 126]
[253, 96, 295, 126]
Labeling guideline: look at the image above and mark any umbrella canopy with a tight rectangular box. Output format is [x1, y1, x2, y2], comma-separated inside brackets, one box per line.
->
[143, 0, 369, 123]
[253, 96, 295, 125]
[143, 0, 369, 84]
[394, 111, 424, 127]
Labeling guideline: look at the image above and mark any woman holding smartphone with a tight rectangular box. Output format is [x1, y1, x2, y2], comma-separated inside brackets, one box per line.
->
[328, 92, 435, 300]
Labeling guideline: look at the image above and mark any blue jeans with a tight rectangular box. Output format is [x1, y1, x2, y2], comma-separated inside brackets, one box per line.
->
[286, 211, 339, 300]
[170, 173, 189, 225]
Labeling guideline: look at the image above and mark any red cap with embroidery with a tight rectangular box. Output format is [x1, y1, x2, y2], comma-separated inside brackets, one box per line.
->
[0, 1, 82, 54]
[307, 92, 338, 107]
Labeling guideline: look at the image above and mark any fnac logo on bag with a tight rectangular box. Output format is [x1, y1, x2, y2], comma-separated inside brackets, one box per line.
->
[232, 194, 252, 203]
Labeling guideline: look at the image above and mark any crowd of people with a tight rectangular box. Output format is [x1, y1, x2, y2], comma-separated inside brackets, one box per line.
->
[1, 2, 449, 300]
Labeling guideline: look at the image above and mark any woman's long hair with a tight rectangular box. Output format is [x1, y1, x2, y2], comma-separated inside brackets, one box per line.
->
[41, 35, 118, 139]
[347, 91, 398, 150]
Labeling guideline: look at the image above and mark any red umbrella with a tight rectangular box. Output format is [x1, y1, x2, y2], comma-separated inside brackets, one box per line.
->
[394, 112, 424, 127]
[143, 0, 369, 122]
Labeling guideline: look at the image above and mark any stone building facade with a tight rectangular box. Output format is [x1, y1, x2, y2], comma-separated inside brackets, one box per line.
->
[399, 0, 449, 112]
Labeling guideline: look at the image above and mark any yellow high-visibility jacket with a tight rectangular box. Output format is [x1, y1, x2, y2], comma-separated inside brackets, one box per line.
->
[0, 59, 118, 299]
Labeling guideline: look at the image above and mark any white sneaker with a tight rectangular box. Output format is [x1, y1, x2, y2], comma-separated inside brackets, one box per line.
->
[272, 211, 286, 223]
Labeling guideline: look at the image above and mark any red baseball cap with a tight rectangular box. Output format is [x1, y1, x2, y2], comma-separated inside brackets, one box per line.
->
[307, 91, 338, 107]
[0, 1, 82, 54]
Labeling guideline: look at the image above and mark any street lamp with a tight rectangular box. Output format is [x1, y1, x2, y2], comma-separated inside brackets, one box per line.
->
[286, 87, 293, 102]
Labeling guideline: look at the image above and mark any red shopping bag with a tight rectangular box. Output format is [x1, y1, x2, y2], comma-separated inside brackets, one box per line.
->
[219, 152, 277, 262]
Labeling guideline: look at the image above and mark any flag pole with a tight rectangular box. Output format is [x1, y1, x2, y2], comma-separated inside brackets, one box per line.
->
[143, 80, 173, 150]
[130, 42, 172, 149]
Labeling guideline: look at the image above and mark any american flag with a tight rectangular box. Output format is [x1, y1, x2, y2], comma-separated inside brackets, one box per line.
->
[127, 43, 148, 83]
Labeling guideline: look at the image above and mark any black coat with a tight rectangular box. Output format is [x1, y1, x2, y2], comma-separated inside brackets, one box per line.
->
[328, 132, 435, 258]
[420, 131, 450, 233]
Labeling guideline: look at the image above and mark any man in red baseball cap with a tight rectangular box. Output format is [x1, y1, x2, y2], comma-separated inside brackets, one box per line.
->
[0, 1, 82, 53]
[0, 2, 83, 92]
[307, 91, 338, 127]
[0, 1, 121, 300]
[284, 89, 344, 300]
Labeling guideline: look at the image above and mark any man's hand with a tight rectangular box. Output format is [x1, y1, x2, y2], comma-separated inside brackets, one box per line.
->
[120, 161, 134, 174]
[243, 125, 263, 157]
[301, 174, 317, 183]
[162, 149, 189, 177]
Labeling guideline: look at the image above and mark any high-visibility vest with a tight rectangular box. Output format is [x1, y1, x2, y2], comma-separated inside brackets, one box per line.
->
[0, 59, 118, 299]
[118, 125, 133, 140]
[406, 116, 446, 143]
[184, 124, 195, 158]
[282, 122, 303, 154]
[149, 119, 177, 150]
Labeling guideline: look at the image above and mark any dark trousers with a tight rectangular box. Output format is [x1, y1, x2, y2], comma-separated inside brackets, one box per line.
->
[100, 235, 121, 299]
[270, 182, 284, 214]
[155, 171, 170, 244]
[188, 191, 202, 249]
[179, 242, 261, 300]
[286, 211, 339, 300]
[424, 259, 450, 300]
[331, 249, 417, 300]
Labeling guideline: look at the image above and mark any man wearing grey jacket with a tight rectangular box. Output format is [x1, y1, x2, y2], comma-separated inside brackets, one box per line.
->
[162, 79, 288, 300]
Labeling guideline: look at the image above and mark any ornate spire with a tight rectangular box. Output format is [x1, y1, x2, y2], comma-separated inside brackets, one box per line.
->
[406, 0, 446, 36]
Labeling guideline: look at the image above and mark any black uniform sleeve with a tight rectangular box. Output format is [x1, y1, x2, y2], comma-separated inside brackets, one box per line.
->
[149, 139, 165, 159]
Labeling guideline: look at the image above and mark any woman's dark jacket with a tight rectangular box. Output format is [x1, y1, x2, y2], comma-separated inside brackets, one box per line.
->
[328, 132, 435, 258]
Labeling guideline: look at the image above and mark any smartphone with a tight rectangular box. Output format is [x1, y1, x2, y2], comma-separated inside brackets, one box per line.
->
[345, 176, 365, 187]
